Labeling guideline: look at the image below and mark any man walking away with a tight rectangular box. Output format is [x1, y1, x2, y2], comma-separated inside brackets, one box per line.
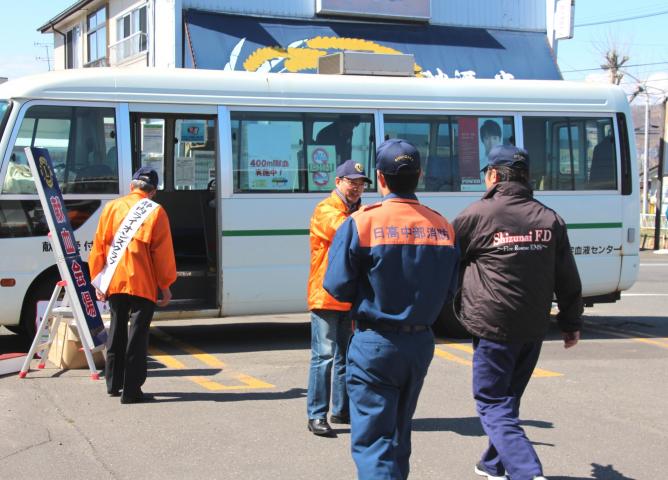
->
[324, 139, 459, 478]
[453, 145, 583, 480]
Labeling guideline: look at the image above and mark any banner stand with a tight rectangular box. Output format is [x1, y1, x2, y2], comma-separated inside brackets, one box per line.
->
[19, 279, 104, 380]
[18, 147, 108, 380]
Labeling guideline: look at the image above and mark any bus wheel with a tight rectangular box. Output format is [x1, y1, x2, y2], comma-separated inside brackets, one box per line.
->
[433, 300, 470, 339]
[19, 271, 59, 340]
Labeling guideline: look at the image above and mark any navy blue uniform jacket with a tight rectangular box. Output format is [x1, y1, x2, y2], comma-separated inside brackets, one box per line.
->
[323, 193, 460, 326]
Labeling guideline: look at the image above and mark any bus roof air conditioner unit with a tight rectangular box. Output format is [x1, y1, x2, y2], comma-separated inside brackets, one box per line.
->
[317, 51, 415, 77]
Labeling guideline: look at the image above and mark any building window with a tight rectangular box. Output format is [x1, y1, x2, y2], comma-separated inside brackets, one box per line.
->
[113, 5, 147, 63]
[87, 7, 107, 65]
[65, 26, 81, 69]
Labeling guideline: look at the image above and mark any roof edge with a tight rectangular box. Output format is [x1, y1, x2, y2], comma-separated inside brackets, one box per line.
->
[37, 0, 95, 33]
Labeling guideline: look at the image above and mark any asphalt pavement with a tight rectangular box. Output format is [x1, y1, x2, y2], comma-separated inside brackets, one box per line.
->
[0, 250, 666, 479]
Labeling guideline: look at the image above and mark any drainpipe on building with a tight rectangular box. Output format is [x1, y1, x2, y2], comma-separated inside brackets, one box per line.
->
[654, 97, 668, 250]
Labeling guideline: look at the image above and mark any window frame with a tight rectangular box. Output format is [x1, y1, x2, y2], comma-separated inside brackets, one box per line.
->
[0, 100, 121, 200]
[115, 4, 148, 59]
[86, 6, 107, 65]
[520, 111, 621, 194]
[228, 107, 377, 196]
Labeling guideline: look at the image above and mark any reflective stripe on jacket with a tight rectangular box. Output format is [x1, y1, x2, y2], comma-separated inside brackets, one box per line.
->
[307, 190, 353, 311]
[323, 193, 460, 325]
[89, 190, 177, 303]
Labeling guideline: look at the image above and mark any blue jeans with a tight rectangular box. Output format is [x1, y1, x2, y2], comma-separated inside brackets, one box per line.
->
[473, 337, 544, 480]
[306, 310, 351, 419]
[347, 327, 434, 480]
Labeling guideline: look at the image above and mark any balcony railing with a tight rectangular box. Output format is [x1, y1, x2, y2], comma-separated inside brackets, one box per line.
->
[109, 32, 147, 64]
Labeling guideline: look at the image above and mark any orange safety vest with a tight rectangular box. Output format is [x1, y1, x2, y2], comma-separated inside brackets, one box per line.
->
[307, 190, 353, 312]
[88, 190, 177, 303]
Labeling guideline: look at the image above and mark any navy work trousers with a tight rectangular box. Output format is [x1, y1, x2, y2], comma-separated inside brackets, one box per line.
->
[106, 294, 155, 398]
[472, 337, 544, 480]
[347, 327, 434, 480]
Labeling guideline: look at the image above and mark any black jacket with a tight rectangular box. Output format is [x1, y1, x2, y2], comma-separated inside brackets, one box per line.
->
[453, 181, 583, 342]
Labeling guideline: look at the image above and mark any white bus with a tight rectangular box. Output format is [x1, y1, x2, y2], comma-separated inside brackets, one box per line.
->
[0, 68, 639, 337]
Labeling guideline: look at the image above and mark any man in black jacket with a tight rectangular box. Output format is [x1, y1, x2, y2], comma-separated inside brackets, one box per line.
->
[453, 145, 583, 480]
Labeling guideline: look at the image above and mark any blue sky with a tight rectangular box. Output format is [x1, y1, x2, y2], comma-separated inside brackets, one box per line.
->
[1, 0, 666, 100]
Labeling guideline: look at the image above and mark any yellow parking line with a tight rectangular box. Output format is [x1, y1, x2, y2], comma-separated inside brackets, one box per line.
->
[149, 346, 187, 369]
[434, 340, 563, 378]
[149, 328, 275, 391]
[634, 337, 668, 349]
[434, 347, 472, 366]
[152, 328, 226, 368]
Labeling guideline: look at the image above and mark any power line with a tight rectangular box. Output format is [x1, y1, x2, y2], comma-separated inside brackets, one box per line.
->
[575, 9, 668, 27]
[561, 61, 668, 73]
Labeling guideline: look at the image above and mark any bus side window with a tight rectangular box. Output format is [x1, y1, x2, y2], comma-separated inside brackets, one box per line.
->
[523, 116, 617, 191]
[1, 105, 119, 195]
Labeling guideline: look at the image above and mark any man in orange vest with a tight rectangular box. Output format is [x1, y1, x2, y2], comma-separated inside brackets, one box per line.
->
[306, 159, 371, 436]
[89, 167, 177, 404]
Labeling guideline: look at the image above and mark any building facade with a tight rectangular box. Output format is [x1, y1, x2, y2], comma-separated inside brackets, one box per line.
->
[38, 0, 570, 80]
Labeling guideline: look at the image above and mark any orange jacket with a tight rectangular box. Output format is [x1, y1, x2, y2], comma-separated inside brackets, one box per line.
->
[307, 190, 353, 311]
[88, 190, 177, 303]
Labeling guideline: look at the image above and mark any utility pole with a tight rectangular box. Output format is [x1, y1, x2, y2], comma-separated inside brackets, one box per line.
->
[654, 97, 667, 250]
[643, 91, 650, 215]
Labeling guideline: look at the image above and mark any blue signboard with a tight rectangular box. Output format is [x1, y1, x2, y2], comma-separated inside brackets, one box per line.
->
[25, 147, 107, 347]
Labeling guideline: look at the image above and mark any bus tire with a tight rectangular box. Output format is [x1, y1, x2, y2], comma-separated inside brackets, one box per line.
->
[19, 267, 60, 340]
[433, 300, 470, 339]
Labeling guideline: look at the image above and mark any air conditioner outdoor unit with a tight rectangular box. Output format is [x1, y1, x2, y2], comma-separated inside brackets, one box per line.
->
[317, 51, 415, 77]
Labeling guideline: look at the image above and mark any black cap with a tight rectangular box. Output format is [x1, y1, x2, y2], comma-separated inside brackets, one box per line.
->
[132, 166, 159, 188]
[336, 159, 371, 184]
[376, 139, 421, 175]
[482, 145, 529, 172]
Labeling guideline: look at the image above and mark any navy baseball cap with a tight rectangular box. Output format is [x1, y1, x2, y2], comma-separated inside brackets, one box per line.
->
[376, 138, 421, 175]
[482, 145, 529, 172]
[336, 159, 372, 184]
[132, 166, 159, 188]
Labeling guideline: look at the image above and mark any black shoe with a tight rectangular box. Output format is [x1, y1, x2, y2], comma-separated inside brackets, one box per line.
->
[120, 391, 154, 404]
[330, 414, 350, 424]
[108, 389, 121, 397]
[307, 418, 333, 436]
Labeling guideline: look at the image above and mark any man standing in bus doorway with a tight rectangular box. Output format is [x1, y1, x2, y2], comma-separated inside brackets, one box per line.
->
[306, 159, 371, 436]
[89, 167, 177, 404]
[315, 115, 361, 164]
[324, 139, 459, 478]
[453, 145, 583, 480]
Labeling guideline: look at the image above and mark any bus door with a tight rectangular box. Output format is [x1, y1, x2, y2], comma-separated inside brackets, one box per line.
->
[523, 115, 623, 300]
[129, 109, 219, 311]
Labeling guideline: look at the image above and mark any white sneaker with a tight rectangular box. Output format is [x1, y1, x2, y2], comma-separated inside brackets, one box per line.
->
[533, 476, 548, 480]
[474, 462, 508, 480]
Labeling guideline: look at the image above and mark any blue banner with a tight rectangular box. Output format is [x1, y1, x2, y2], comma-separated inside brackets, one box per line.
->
[26, 147, 107, 347]
[183, 10, 561, 80]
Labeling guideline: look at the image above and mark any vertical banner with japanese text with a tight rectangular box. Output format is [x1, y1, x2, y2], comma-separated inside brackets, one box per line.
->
[25, 147, 107, 348]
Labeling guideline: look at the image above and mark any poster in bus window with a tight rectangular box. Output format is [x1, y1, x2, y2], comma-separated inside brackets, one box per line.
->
[307, 145, 336, 192]
[247, 124, 297, 191]
[478, 117, 503, 169]
[457, 117, 482, 191]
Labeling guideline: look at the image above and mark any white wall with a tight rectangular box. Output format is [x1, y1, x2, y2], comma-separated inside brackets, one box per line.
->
[181, 0, 547, 31]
